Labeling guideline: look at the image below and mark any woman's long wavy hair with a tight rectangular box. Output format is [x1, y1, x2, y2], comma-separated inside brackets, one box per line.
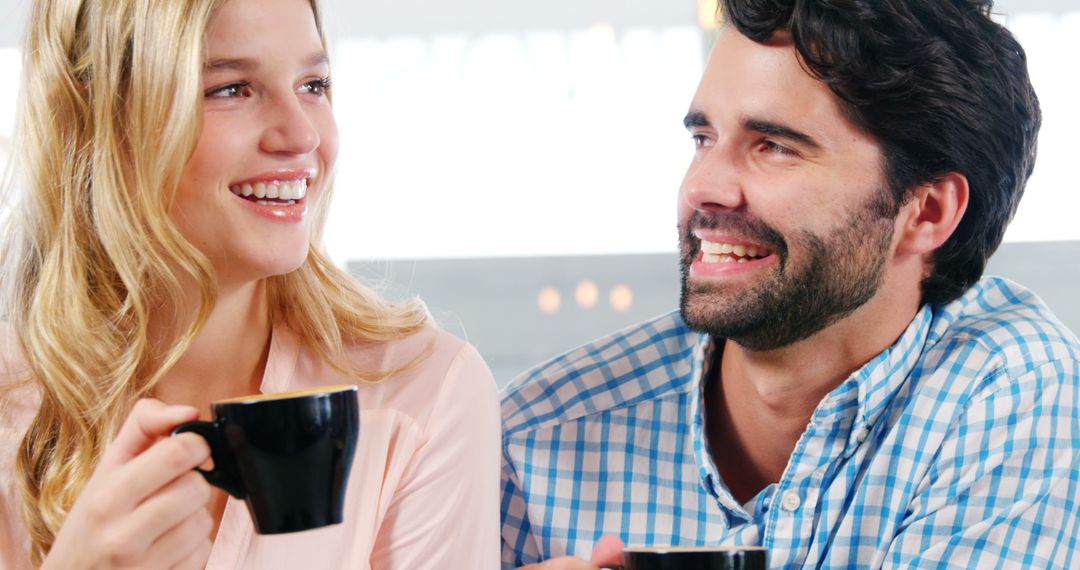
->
[1, 0, 427, 563]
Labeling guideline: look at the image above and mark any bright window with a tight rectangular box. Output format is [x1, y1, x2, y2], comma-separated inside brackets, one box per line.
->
[2, 12, 1077, 258]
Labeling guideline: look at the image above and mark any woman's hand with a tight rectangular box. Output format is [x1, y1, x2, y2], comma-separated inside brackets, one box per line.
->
[42, 399, 214, 570]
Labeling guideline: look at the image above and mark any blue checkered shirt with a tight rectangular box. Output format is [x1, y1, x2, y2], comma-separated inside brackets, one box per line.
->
[501, 277, 1080, 569]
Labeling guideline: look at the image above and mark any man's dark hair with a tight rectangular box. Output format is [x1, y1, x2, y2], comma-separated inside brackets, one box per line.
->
[720, 0, 1041, 306]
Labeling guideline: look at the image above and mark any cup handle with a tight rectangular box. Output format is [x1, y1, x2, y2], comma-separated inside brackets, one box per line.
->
[172, 421, 247, 499]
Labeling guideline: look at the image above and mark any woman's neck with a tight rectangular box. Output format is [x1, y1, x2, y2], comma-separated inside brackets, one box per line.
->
[152, 279, 272, 418]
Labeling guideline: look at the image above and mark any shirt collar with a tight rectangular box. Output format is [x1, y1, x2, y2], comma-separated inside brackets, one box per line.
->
[258, 321, 301, 395]
[837, 304, 934, 450]
[687, 304, 935, 515]
[688, 335, 752, 521]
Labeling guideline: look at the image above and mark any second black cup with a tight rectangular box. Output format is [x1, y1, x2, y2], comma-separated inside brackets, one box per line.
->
[173, 385, 360, 534]
[620, 546, 767, 570]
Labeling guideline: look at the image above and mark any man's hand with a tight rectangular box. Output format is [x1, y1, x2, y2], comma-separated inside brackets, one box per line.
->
[517, 536, 625, 569]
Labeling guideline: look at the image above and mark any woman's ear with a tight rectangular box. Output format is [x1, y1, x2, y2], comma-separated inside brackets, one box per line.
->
[894, 172, 969, 256]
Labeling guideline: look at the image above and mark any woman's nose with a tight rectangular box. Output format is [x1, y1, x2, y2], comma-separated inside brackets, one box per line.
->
[259, 95, 320, 155]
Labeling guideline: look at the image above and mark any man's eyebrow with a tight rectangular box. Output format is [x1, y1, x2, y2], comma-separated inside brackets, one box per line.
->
[683, 110, 710, 129]
[204, 52, 330, 73]
[743, 118, 821, 150]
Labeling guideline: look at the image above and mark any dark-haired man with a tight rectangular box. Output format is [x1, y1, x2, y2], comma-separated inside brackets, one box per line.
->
[501, 1, 1079, 568]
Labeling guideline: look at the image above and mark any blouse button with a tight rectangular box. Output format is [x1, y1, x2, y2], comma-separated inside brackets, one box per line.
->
[781, 490, 802, 512]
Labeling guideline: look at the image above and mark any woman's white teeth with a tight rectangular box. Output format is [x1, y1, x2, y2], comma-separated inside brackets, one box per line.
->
[229, 179, 308, 202]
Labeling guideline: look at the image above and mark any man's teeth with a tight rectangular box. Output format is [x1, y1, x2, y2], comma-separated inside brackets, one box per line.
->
[228, 179, 308, 202]
[700, 240, 770, 264]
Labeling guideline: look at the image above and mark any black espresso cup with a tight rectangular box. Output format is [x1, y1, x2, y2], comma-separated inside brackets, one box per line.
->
[619, 546, 767, 570]
[172, 385, 359, 534]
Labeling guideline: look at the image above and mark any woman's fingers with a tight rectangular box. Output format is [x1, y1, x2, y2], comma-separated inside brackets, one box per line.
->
[143, 505, 214, 570]
[93, 431, 210, 515]
[98, 399, 199, 470]
[170, 538, 214, 570]
[116, 470, 213, 555]
[42, 400, 214, 570]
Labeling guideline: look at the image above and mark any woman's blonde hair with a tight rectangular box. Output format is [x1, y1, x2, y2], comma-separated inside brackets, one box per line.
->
[2, 0, 427, 563]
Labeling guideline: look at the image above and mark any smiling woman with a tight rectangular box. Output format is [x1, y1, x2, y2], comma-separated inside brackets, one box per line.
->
[0, 0, 499, 569]
[174, 0, 339, 284]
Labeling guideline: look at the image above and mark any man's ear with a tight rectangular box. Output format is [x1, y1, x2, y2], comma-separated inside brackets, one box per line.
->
[895, 172, 969, 255]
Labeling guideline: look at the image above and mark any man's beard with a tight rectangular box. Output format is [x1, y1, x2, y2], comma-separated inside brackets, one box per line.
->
[679, 193, 896, 352]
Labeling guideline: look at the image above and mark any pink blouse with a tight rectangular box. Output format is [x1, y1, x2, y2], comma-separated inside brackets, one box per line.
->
[0, 322, 501, 569]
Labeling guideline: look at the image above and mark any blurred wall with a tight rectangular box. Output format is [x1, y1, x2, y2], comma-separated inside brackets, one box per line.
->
[354, 241, 1080, 386]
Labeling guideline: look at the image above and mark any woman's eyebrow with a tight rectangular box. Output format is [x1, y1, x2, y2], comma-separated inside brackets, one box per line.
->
[204, 51, 329, 73]
[304, 52, 330, 68]
[204, 57, 257, 73]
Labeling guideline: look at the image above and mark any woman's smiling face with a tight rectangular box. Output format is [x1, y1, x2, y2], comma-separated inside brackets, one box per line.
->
[172, 0, 338, 286]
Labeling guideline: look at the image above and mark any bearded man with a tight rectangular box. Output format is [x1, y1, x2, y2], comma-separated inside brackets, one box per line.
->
[500, 1, 1079, 568]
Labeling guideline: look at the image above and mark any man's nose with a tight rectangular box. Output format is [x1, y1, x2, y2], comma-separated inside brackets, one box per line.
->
[680, 143, 747, 214]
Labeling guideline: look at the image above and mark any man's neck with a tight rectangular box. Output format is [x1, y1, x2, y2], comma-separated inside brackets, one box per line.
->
[705, 284, 921, 503]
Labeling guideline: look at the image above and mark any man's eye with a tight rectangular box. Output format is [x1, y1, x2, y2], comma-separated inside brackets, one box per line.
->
[206, 82, 251, 98]
[761, 140, 795, 155]
[691, 134, 711, 148]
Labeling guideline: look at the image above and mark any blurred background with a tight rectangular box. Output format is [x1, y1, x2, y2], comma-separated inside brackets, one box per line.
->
[0, 0, 1076, 385]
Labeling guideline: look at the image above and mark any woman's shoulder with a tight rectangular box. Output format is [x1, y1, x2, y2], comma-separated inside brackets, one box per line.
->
[0, 322, 38, 431]
[355, 322, 493, 392]
[302, 322, 497, 429]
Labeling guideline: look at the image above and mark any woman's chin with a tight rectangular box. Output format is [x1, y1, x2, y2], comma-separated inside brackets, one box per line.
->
[211, 251, 312, 287]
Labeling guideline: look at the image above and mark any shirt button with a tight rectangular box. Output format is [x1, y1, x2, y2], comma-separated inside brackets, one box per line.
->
[781, 490, 801, 511]
[854, 426, 870, 443]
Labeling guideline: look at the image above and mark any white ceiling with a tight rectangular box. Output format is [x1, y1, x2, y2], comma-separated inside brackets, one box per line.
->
[2, 0, 1077, 49]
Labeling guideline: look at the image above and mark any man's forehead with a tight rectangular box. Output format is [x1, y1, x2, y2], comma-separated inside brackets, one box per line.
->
[700, 26, 816, 94]
[690, 27, 860, 141]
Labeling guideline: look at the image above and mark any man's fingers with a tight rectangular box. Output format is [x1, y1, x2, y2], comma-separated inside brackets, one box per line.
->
[517, 537, 626, 570]
[590, 535, 625, 566]
[532, 557, 597, 569]
[99, 399, 199, 469]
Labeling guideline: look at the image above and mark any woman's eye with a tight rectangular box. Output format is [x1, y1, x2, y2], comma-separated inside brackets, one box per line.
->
[206, 82, 252, 98]
[300, 77, 331, 96]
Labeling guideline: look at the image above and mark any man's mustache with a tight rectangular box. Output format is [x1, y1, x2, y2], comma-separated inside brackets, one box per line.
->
[680, 211, 788, 257]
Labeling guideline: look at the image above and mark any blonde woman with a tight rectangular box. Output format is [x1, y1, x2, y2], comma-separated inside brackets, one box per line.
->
[0, 0, 500, 568]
